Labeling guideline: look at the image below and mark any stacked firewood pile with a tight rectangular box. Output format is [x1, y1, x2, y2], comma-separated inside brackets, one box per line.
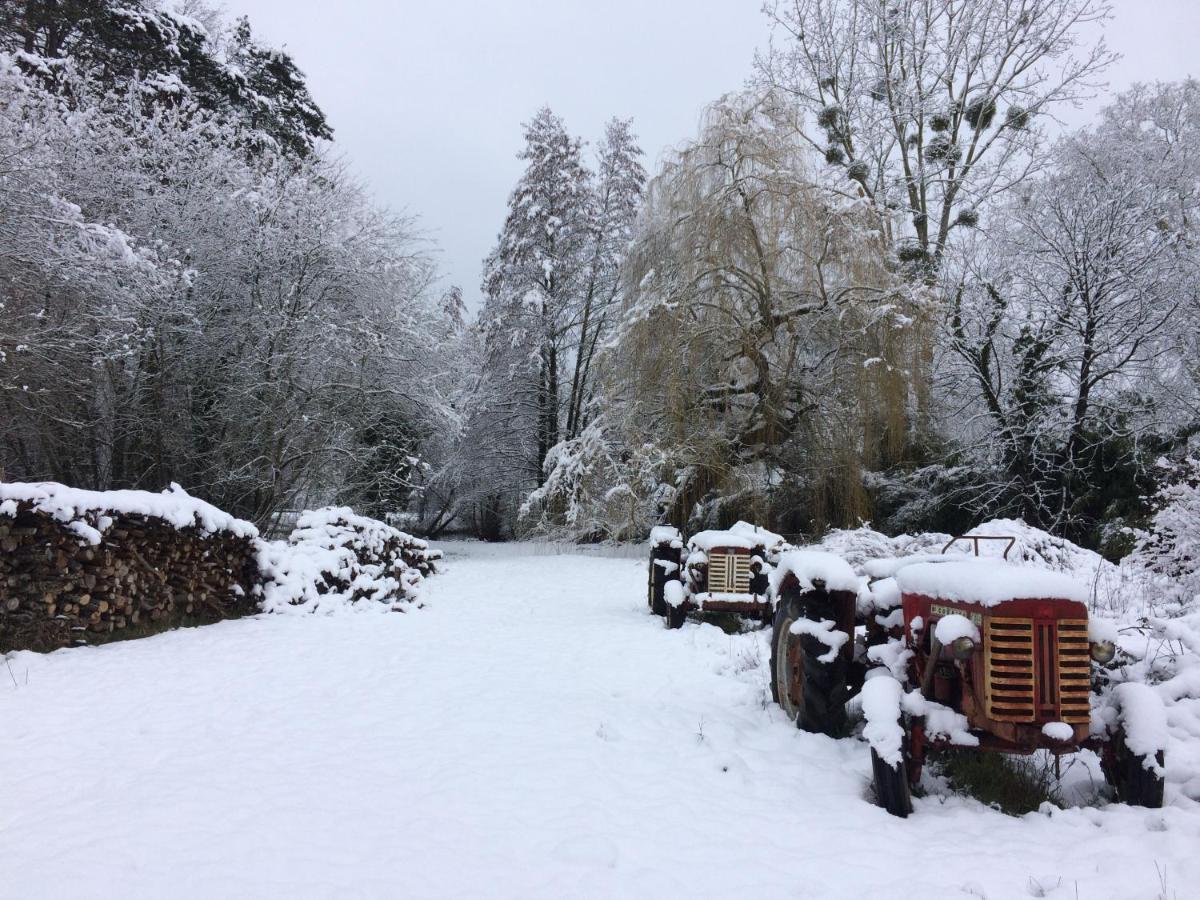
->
[258, 507, 441, 614]
[0, 484, 261, 653]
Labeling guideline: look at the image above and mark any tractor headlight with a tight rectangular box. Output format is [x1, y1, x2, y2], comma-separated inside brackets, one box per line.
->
[950, 636, 976, 660]
[1090, 640, 1117, 664]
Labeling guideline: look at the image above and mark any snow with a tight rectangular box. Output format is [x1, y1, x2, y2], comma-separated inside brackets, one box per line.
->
[860, 576, 901, 615]
[1, 543, 1198, 898]
[1043, 722, 1075, 742]
[0, 481, 258, 540]
[933, 613, 981, 646]
[769, 549, 859, 595]
[861, 553, 951, 579]
[649, 525, 682, 547]
[787, 617, 850, 662]
[903, 692, 979, 747]
[664, 579, 685, 608]
[687, 529, 757, 552]
[1089, 617, 1119, 644]
[860, 675, 905, 765]
[896, 560, 1089, 606]
[1112, 683, 1169, 770]
[727, 520, 790, 555]
[256, 508, 433, 615]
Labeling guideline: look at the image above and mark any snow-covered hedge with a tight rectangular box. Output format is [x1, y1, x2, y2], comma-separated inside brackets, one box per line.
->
[257, 507, 441, 615]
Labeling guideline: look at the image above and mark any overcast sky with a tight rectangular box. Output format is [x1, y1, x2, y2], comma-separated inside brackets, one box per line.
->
[223, 0, 1198, 310]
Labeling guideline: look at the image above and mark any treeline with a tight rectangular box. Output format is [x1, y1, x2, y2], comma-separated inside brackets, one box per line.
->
[4, 0, 1197, 564]
[423, 0, 1199, 560]
[0, 1, 467, 529]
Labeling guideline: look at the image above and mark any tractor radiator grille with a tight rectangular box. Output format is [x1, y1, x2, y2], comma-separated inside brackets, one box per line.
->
[707, 552, 751, 594]
[1056, 620, 1091, 724]
[984, 617, 1090, 724]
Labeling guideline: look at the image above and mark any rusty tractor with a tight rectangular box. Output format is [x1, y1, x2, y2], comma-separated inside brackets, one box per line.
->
[648, 524, 778, 629]
[853, 535, 1166, 816]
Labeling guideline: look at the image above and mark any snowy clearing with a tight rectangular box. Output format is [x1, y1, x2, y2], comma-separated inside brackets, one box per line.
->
[2, 542, 1198, 899]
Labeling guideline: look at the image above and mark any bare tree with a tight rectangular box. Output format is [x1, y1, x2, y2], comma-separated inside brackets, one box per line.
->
[757, 0, 1116, 426]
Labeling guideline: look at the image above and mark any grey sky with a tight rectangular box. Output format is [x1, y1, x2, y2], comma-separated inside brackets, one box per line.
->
[224, 0, 1198, 311]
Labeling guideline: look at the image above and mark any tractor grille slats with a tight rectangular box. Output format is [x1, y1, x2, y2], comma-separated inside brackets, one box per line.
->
[984, 617, 1090, 724]
[985, 618, 1036, 720]
[707, 552, 751, 594]
[1056, 620, 1091, 724]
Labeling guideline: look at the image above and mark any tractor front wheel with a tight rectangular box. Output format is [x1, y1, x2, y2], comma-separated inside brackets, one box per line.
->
[870, 743, 914, 818]
[1102, 728, 1165, 809]
[861, 675, 914, 818]
[664, 598, 687, 630]
[648, 545, 679, 617]
[769, 589, 848, 736]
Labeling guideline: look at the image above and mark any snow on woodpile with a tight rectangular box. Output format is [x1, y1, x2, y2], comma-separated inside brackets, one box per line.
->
[770, 550, 859, 595]
[896, 560, 1090, 605]
[0, 481, 260, 652]
[257, 507, 440, 615]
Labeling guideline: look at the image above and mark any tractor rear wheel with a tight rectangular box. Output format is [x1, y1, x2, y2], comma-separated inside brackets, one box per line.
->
[769, 589, 848, 736]
[1102, 728, 1165, 809]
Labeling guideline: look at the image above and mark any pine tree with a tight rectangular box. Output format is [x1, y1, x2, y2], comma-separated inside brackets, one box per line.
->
[565, 117, 645, 439]
[481, 106, 594, 479]
[0, 2, 331, 157]
[226, 16, 332, 157]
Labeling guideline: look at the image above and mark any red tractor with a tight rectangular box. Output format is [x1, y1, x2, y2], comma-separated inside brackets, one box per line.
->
[763, 534, 1168, 817]
[648, 524, 779, 629]
[855, 537, 1167, 816]
[650, 525, 861, 734]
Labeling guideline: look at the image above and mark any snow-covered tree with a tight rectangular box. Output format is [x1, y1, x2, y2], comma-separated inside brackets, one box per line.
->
[0, 1, 331, 156]
[756, 0, 1116, 428]
[480, 107, 595, 478]
[592, 94, 908, 534]
[0, 42, 447, 527]
[1131, 457, 1200, 614]
[564, 117, 646, 440]
[941, 80, 1200, 546]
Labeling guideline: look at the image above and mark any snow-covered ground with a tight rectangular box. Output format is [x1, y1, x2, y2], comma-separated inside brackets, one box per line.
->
[2, 542, 1198, 899]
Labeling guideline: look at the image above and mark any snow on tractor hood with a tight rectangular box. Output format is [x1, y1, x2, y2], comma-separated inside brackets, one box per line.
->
[895, 559, 1089, 606]
[727, 521, 790, 555]
[770, 550, 860, 595]
[687, 529, 759, 552]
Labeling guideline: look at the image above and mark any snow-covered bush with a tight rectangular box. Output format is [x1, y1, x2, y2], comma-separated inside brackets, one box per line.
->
[519, 420, 669, 542]
[257, 508, 440, 615]
[1130, 458, 1200, 615]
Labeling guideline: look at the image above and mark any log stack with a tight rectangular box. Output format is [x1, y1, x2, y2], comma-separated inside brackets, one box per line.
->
[258, 507, 441, 613]
[0, 484, 261, 653]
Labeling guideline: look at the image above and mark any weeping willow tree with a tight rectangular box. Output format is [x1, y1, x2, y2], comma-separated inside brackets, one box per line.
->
[602, 93, 920, 536]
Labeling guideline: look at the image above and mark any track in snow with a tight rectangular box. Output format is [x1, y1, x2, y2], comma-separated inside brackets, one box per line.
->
[1, 542, 1197, 899]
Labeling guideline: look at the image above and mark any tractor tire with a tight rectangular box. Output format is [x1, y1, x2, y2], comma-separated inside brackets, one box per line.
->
[648, 545, 679, 617]
[665, 599, 687, 630]
[862, 676, 914, 818]
[1102, 729, 1165, 809]
[769, 588, 848, 736]
[870, 742, 914, 818]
